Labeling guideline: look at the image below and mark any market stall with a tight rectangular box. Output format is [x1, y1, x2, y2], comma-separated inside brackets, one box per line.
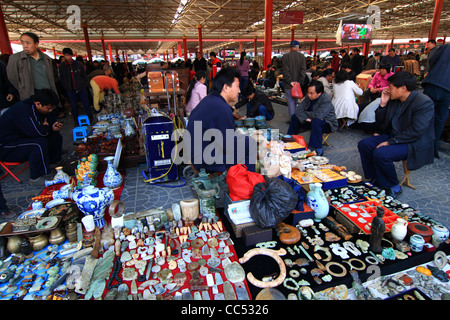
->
[0, 84, 448, 303]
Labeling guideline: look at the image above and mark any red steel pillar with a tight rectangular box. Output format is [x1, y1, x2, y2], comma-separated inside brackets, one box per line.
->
[52, 47, 57, 59]
[101, 36, 107, 61]
[0, 4, 12, 55]
[197, 24, 203, 56]
[254, 37, 257, 57]
[82, 23, 92, 61]
[429, 0, 443, 40]
[240, 41, 243, 54]
[314, 36, 318, 63]
[183, 36, 188, 61]
[177, 42, 182, 58]
[290, 25, 295, 42]
[108, 42, 113, 62]
[263, 0, 273, 70]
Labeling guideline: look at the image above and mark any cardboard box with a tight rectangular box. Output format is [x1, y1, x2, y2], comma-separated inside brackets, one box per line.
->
[242, 225, 273, 246]
[224, 193, 251, 222]
[223, 193, 255, 238]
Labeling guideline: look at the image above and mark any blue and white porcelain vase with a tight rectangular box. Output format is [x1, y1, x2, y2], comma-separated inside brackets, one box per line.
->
[306, 183, 329, 222]
[72, 185, 114, 229]
[103, 156, 123, 190]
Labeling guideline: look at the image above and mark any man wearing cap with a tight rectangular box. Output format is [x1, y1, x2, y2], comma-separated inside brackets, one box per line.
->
[0, 89, 63, 186]
[281, 40, 307, 123]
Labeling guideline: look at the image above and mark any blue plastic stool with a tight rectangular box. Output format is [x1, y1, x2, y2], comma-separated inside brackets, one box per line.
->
[73, 126, 89, 141]
[78, 115, 90, 126]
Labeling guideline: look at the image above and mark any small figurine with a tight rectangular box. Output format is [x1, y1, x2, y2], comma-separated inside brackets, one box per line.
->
[369, 206, 386, 253]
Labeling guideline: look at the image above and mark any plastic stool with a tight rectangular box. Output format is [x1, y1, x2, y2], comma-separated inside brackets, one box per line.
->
[73, 126, 89, 141]
[78, 115, 90, 126]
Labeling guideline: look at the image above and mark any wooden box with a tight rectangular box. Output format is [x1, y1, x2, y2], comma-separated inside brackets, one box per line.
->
[242, 225, 273, 247]
[148, 71, 165, 93]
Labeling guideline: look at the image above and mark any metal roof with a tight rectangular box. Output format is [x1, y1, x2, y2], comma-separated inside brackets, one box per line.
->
[2, 0, 449, 56]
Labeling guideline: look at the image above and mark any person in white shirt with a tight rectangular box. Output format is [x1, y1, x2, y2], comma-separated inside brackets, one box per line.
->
[332, 70, 363, 128]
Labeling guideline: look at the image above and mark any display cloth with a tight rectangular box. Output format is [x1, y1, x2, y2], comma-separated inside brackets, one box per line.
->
[219, 181, 450, 300]
[0, 170, 253, 300]
[0, 172, 125, 299]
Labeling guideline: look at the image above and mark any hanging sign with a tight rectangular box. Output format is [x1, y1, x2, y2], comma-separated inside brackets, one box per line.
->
[279, 11, 303, 25]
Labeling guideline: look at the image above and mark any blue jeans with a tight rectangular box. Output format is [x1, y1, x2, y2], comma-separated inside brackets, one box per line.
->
[358, 134, 408, 189]
[67, 88, 92, 124]
[423, 83, 450, 157]
[287, 115, 330, 149]
[247, 104, 273, 121]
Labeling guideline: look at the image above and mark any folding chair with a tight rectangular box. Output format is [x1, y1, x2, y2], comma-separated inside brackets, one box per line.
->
[0, 161, 30, 183]
[399, 160, 416, 190]
[322, 132, 332, 146]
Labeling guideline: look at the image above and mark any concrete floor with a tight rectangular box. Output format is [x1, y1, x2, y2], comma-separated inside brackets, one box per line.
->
[1, 101, 449, 228]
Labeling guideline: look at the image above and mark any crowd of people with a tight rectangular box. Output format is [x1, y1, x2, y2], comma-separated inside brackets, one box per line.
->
[0, 31, 448, 218]
[184, 39, 448, 202]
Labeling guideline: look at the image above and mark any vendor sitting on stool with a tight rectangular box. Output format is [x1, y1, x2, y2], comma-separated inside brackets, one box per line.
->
[287, 80, 338, 156]
[232, 84, 275, 121]
[357, 71, 434, 199]
[0, 89, 63, 186]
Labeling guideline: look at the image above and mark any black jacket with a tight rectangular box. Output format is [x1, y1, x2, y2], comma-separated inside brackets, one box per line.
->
[0, 98, 57, 145]
[0, 61, 18, 109]
[193, 57, 207, 71]
[375, 90, 434, 171]
[59, 60, 88, 92]
[235, 90, 275, 117]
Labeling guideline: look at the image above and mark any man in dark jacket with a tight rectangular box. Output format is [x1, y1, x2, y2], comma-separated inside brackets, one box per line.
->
[0, 89, 63, 186]
[233, 85, 274, 120]
[358, 72, 434, 199]
[351, 48, 364, 76]
[59, 48, 93, 124]
[193, 52, 207, 72]
[287, 80, 338, 156]
[186, 67, 256, 173]
[422, 43, 450, 158]
[281, 40, 307, 121]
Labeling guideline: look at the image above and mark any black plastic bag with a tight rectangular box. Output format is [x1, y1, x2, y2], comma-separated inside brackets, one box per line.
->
[249, 178, 299, 228]
[277, 175, 306, 211]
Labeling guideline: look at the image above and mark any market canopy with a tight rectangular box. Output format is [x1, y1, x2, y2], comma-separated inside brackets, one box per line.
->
[1, 0, 449, 56]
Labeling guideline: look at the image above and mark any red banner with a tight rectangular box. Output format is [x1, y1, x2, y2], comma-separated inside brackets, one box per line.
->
[279, 10, 303, 24]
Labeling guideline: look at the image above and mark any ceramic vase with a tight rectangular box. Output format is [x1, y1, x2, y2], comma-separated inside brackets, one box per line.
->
[431, 224, 449, 242]
[54, 166, 70, 183]
[410, 234, 425, 252]
[76, 155, 98, 187]
[72, 185, 114, 229]
[391, 218, 408, 241]
[103, 156, 123, 189]
[306, 183, 329, 222]
[124, 118, 136, 137]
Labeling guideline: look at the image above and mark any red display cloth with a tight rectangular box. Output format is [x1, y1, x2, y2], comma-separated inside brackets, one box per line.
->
[31, 173, 252, 300]
[100, 212, 253, 300]
[28, 172, 125, 215]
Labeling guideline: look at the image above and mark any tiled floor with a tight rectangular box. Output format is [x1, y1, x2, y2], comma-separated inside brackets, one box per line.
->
[1, 101, 449, 229]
